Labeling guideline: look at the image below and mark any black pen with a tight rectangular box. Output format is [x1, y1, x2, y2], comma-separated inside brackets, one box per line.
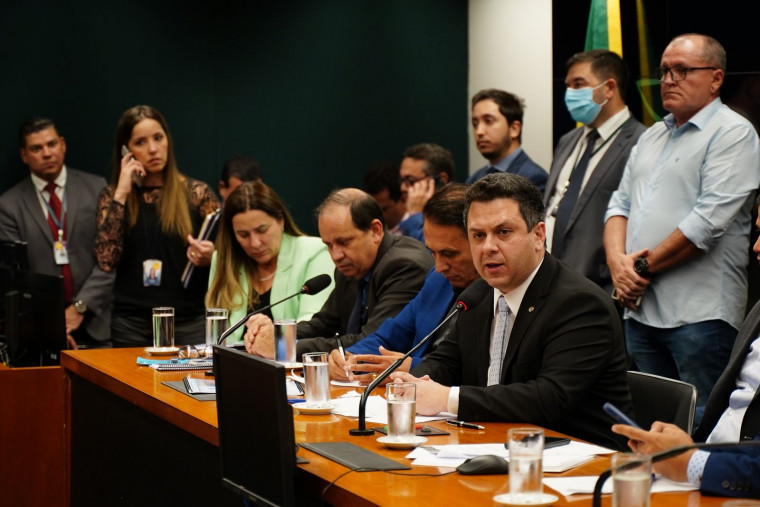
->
[446, 419, 485, 430]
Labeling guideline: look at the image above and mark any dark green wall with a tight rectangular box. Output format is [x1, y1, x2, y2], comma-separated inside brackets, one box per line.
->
[0, 1, 468, 234]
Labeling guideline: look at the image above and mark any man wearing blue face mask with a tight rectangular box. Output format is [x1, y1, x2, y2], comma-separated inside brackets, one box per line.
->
[544, 50, 646, 292]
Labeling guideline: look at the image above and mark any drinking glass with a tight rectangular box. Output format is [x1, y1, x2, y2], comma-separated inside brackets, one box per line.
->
[507, 427, 544, 503]
[274, 319, 297, 364]
[152, 307, 174, 348]
[612, 453, 651, 507]
[302, 352, 330, 407]
[205, 308, 228, 347]
[385, 382, 416, 441]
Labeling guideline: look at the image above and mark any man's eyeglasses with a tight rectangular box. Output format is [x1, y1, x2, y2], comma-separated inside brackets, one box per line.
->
[400, 175, 426, 187]
[655, 66, 717, 82]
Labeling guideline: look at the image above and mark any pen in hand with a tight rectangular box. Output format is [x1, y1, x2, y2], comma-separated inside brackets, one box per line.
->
[337, 336, 345, 359]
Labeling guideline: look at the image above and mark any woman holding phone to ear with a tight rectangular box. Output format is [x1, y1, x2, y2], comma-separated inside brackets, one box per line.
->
[95, 105, 220, 347]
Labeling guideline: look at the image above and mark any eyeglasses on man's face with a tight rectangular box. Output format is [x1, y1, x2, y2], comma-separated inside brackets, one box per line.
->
[655, 65, 717, 82]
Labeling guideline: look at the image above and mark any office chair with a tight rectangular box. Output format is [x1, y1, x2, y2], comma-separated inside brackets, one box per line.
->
[627, 370, 697, 434]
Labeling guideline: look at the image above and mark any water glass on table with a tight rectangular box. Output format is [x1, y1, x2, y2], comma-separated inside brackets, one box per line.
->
[152, 307, 174, 348]
[274, 319, 297, 363]
[507, 427, 544, 503]
[205, 308, 228, 352]
[612, 453, 651, 507]
[302, 352, 330, 408]
[385, 382, 416, 441]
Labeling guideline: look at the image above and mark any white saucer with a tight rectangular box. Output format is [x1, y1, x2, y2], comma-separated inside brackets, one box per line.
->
[493, 493, 559, 506]
[144, 346, 180, 356]
[278, 361, 303, 369]
[377, 435, 427, 449]
[296, 403, 334, 415]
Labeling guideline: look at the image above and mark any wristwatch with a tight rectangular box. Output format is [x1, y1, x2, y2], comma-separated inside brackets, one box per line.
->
[633, 256, 651, 279]
[73, 300, 88, 314]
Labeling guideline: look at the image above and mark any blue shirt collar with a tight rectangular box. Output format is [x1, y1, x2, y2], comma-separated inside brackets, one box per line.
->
[490, 146, 524, 172]
[663, 97, 723, 131]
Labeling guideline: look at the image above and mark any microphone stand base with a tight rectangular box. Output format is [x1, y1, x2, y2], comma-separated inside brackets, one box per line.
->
[349, 428, 376, 436]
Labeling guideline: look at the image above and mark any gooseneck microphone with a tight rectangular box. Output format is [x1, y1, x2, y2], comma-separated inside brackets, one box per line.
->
[349, 279, 491, 436]
[216, 274, 332, 345]
[591, 440, 760, 506]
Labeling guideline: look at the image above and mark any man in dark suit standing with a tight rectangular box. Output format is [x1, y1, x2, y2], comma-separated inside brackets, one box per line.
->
[393, 173, 632, 450]
[466, 89, 547, 194]
[612, 198, 760, 498]
[0, 117, 114, 348]
[544, 50, 646, 291]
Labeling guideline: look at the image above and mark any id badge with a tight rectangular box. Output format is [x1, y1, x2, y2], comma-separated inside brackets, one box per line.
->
[53, 240, 70, 265]
[143, 259, 162, 287]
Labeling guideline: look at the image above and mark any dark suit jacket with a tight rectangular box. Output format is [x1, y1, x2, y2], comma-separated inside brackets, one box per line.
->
[691, 300, 760, 498]
[413, 253, 633, 450]
[296, 233, 433, 355]
[0, 169, 114, 341]
[467, 150, 548, 195]
[544, 117, 646, 290]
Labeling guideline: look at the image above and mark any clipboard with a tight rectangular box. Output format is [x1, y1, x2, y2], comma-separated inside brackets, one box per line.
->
[182, 208, 221, 288]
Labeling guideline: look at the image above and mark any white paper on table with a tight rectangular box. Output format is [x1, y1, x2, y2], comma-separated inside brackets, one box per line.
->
[411, 442, 603, 472]
[329, 395, 451, 424]
[286, 379, 302, 396]
[331, 379, 362, 387]
[543, 476, 698, 496]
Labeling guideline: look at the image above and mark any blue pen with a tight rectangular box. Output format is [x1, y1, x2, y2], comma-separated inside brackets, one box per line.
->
[288, 398, 306, 404]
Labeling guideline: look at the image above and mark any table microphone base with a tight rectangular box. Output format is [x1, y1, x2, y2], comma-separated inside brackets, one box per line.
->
[349, 428, 376, 436]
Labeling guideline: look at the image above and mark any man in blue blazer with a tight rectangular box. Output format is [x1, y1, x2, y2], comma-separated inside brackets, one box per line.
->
[612, 198, 760, 499]
[544, 50, 646, 291]
[328, 183, 480, 380]
[0, 117, 114, 349]
[466, 89, 547, 195]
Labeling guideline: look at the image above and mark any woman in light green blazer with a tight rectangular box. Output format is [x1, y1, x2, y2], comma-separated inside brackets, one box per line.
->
[207, 182, 333, 344]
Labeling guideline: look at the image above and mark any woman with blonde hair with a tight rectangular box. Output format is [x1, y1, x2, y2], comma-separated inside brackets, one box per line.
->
[96, 105, 220, 347]
[207, 181, 333, 344]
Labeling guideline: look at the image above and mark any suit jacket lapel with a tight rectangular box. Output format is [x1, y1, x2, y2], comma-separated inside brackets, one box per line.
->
[544, 129, 583, 207]
[567, 118, 637, 228]
[20, 178, 55, 246]
[500, 255, 554, 382]
[64, 171, 81, 238]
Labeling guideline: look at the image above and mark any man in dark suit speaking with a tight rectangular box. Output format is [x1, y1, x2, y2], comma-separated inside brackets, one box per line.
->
[392, 173, 632, 450]
[0, 117, 114, 348]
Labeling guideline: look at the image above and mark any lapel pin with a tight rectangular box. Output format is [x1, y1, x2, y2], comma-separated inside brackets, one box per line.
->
[528, 306, 534, 312]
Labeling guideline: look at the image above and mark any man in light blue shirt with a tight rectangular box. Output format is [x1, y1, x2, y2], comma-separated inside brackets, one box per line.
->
[604, 34, 760, 422]
[611, 196, 760, 499]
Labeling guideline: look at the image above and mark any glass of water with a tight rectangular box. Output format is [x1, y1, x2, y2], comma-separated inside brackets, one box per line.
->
[612, 453, 652, 507]
[274, 319, 297, 364]
[386, 382, 416, 441]
[302, 352, 330, 407]
[205, 308, 229, 347]
[152, 307, 175, 348]
[507, 427, 544, 503]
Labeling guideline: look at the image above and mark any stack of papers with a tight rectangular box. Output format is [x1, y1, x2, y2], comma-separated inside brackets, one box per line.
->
[330, 392, 453, 424]
[543, 476, 698, 495]
[405, 441, 614, 472]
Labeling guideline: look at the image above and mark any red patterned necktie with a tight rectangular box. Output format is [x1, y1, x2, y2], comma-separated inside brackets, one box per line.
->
[45, 182, 74, 301]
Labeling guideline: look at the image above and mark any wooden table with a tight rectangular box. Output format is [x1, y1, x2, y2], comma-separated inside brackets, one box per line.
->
[61, 347, 724, 506]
